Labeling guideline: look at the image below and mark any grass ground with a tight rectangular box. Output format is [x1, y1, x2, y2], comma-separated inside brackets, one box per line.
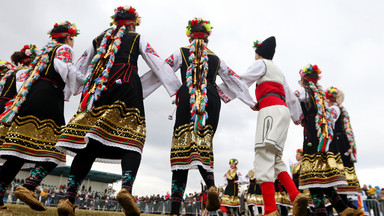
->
[0, 204, 155, 216]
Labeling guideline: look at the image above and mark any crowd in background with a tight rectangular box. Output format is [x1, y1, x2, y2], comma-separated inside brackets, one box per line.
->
[3, 178, 384, 215]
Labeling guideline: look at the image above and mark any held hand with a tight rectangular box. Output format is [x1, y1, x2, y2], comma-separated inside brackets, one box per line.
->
[251, 103, 259, 111]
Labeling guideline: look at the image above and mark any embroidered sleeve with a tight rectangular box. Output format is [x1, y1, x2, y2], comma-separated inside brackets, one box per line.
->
[329, 105, 341, 128]
[54, 45, 87, 100]
[165, 51, 182, 72]
[15, 68, 29, 92]
[56, 47, 73, 63]
[75, 43, 95, 77]
[139, 36, 181, 98]
[217, 60, 255, 107]
[295, 87, 308, 102]
[283, 79, 303, 124]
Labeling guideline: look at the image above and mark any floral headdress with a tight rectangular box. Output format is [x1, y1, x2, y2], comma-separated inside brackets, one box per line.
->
[48, 21, 80, 38]
[325, 86, 356, 162]
[0, 34, 61, 122]
[0, 61, 15, 75]
[299, 64, 322, 83]
[229, 158, 238, 165]
[186, 18, 212, 39]
[110, 6, 141, 26]
[20, 44, 39, 60]
[296, 148, 303, 154]
[325, 86, 344, 104]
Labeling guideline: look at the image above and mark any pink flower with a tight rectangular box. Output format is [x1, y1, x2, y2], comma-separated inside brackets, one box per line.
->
[6, 64, 12, 69]
[25, 49, 32, 56]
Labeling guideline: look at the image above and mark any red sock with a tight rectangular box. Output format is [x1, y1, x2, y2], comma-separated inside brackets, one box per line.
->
[261, 182, 277, 215]
[277, 171, 299, 201]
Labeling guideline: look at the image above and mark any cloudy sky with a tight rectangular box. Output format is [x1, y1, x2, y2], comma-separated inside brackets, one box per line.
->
[1, 0, 383, 196]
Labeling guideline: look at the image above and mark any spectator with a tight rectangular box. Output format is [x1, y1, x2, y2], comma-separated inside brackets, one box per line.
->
[40, 188, 48, 205]
[377, 188, 384, 210]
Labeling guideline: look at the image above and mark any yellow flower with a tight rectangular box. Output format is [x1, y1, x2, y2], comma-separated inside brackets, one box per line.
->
[204, 23, 211, 32]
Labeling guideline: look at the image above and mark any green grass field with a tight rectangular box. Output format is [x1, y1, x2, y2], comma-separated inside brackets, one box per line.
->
[0, 204, 155, 216]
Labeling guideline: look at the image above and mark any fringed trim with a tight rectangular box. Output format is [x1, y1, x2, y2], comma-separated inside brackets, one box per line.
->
[0, 68, 16, 95]
[171, 160, 213, 172]
[299, 180, 347, 190]
[0, 150, 65, 166]
[0, 40, 59, 123]
[56, 133, 143, 165]
[308, 82, 333, 152]
[186, 39, 209, 132]
[339, 105, 357, 162]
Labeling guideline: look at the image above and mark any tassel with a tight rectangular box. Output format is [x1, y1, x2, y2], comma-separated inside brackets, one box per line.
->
[3, 111, 16, 123]
[0, 109, 12, 122]
[80, 92, 91, 111]
[87, 95, 94, 111]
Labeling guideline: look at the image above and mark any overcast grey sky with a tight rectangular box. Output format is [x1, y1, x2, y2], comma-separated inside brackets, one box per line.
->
[1, 0, 383, 196]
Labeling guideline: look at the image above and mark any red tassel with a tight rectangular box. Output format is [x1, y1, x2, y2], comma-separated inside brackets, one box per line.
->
[321, 137, 327, 152]
[0, 109, 11, 120]
[80, 92, 91, 111]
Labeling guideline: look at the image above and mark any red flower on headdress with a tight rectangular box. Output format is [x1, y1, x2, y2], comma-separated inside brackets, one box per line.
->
[191, 19, 198, 26]
[128, 7, 135, 14]
[312, 65, 318, 72]
[68, 27, 76, 35]
[54, 23, 58, 27]
[24, 45, 29, 49]
[117, 6, 124, 11]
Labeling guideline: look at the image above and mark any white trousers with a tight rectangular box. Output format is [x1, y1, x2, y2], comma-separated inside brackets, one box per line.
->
[254, 147, 288, 183]
[254, 105, 290, 183]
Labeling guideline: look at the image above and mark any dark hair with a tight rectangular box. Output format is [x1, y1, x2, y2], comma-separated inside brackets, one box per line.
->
[191, 25, 208, 43]
[304, 73, 319, 81]
[115, 11, 136, 21]
[51, 25, 68, 43]
[11, 51, 32, 66]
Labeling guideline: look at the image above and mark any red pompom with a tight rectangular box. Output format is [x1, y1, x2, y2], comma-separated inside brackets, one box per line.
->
[312, 65, 318, 71]
[128, 7, 135, 14]
[68, 27, 76, 35]
[191, 20, 198, 26]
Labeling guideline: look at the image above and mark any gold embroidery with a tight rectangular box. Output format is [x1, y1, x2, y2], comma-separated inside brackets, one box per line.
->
[172, 123, 213, 147]
[248, 170, 256, 181]
[227, 169, 238, 180]
[1, 115, 65, 161]
[246, 194, 264, 205]
[0, 122, 11, 146]
[170, 123, 214, 167]
[221, 194, 240, 206]
[291, 162, 302, 175]
[61, 101, 146, 146]
[300, 152, 346, 186]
